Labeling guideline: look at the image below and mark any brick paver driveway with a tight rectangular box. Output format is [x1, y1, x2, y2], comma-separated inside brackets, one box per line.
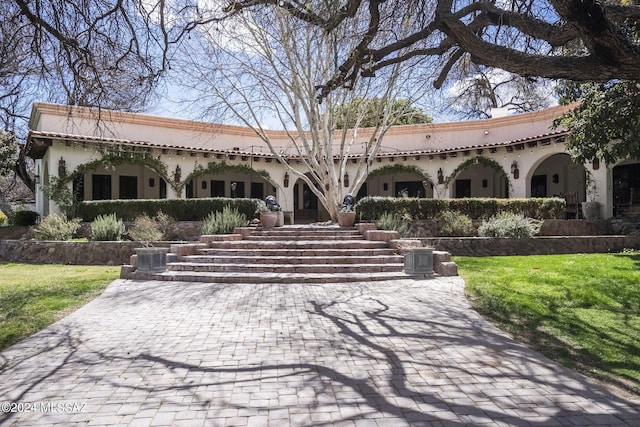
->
[1, 278, 638, 426]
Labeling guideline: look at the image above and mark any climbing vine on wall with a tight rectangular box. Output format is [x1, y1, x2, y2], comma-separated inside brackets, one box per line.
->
[367, 163, 432, 182]
[187, 161, 272, 184]
[443, 156, 509, 188]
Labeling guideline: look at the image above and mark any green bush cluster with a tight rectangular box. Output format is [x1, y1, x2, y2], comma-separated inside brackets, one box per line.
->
[128, 215, 164, 243]
[201, 206, 248, 235]
[356, 197, 564, 220]
[76, 198, 262, 221]
[375, 212, 410, 237]
[438, 211, 474, 237]
[31, 214, 81, 241]
[91, 213, 126, 241]
[478, 212, 543, 238]
[14, 210, 39, 226]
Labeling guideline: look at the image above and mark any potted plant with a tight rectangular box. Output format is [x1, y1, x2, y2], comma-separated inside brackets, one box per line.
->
[258, 198, 279, 229]
[130, 215, 169, 273]
[337, 206, 356, 228]
[581, 174, 600, 220]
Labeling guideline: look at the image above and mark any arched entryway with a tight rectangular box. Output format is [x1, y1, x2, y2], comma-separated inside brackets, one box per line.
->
[293, 175, 322, 223]
[365, 165, 434, 199]
[613, 159, 640, 216]
[529, 153, 585, 198]
[449, 157, 508, 198]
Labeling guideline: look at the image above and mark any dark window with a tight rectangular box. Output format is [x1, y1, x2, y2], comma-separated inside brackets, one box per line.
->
[455, 179, 471, 198]
[251, 182, 264, 199]
[159, 178, 167, 199]
[211, 180, 225, 197]
[395, 181, 425, 198]
[119, 176, 138, 199]
[230, 181, 244, 198]
[92, 174, 112, 200]
[73, 175, 84, 202]
[186, 180, 194, 198]
[531, 175, 547, 197]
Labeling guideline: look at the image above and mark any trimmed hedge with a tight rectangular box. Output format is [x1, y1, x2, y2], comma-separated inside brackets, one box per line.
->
[14, 210, 39, 226]
[356, 197, 565, 220]
[76, 198, 264, 221]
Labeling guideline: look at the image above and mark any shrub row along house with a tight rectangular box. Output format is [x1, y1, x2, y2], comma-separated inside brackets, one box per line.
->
[24, 102, 638, 222]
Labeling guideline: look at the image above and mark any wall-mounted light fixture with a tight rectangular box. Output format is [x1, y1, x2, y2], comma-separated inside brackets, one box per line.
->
[383, 183, 388, 191]
[149, 178, 155, 188]
[230, 182, 237, 198]
[58, 157, 66, 177]
[344, 172, 349, 187]
[34, 174, 40, 185]
[482, 179, 488, 188]
[284, 172, 289, 188]
[484, 130, 489, 135]
[201, 180, 207, 190]
[552, 174, 559, 184]
[511, 161, 519, 179]
[174, 165, 181, 183]
[437, 168, 444, 184]
[592, 157, 600, 170]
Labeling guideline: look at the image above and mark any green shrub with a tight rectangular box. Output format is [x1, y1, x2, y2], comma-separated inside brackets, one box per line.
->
[376, 212, 410, 237]
[0, 210, 6, 226]
[438, 210, 474, 236]
[201, 205, 248, 235]
[128, 215, 164, 243]
[31, 214, 81, 241]
[14, 210, 39, 226]
[76, 198, 261, 221]
[356, 197, 564, 221]
[91, 213, 126, 241]
[478, 212, 543, 238]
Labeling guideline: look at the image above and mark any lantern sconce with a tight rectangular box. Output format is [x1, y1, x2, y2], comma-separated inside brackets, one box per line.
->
[344, 172, 349, 187]
[482, 179, 488, 188]
[552, 174, 559, 184]
[511, 161, 519, 179]
[437, 168, 444, 184]
[149, 178, 155, 188]
[34, 174, 40, 185]
[592, 157, 600, 170]
[201, 180, 207, 190]
[174, 165, 181, 183]
[284, 172, 289, 188]
[58, 157, 66, 176]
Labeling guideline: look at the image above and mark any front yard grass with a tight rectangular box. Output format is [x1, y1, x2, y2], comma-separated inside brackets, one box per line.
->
[0, 263, 120, 351]
[456, 253, 640, 397]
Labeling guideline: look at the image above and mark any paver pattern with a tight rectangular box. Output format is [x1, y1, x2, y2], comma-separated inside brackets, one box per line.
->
[0, 277, 638, 426]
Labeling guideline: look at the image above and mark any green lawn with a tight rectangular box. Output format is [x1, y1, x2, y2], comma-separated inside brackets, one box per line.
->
[456, 253, 640, 397]
[0, 264, 120, 351]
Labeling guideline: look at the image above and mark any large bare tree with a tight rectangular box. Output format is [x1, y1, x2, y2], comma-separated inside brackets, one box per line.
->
[178, 4, 431, 220]
[221, 1, 640, 99]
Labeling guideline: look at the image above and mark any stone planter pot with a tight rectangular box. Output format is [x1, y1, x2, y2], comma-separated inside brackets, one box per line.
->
[136, 247, 169, 273]
[276, 211, 284, 227]
[404, 248, 434, 275]
[337, 211, 356, 228]
[260, 211, 278, 229]
[581, 201, 600, 221]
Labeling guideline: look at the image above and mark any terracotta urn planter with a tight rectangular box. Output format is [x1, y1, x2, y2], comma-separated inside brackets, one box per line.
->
[260, 211, 278, 229]
[337, 211, 356, 228]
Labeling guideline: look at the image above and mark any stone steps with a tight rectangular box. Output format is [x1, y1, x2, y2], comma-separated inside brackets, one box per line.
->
[168, 262, 405, 274]
[134, 270, 411, 284]
[122, 224, 427, 283]
[179, 254, 404, 264]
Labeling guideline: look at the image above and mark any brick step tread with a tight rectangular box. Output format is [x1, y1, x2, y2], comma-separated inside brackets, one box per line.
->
[244, 235, 364, 241]
[250, 229, 362, 237]
[168, 262, 404, 273]
[198, 248, 399, 257]
[131, 271, 414, 284]
[206, 240, 388, 249]
[179, 255, 404, 264]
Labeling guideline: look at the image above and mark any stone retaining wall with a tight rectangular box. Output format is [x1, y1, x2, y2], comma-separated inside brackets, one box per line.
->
[420, 235, 640, 257]
[0, 240, 171, 265]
